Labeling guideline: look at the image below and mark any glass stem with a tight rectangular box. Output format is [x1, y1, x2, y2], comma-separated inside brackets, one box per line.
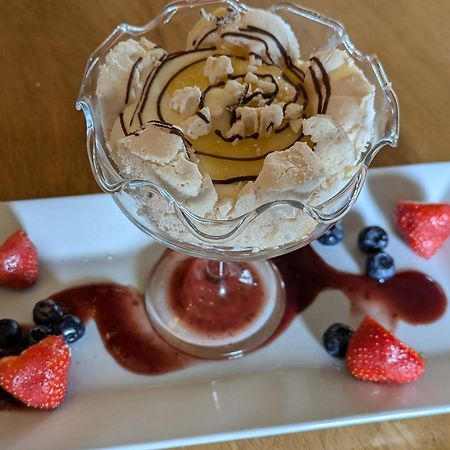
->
[205, 260, 228, 282]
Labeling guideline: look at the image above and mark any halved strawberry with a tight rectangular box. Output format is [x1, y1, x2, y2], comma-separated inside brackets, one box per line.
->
[394, 201, 450, 259]
[346, 316, 425, 384]
[0, 230, 38, 289]
[0, 335, 70, 409]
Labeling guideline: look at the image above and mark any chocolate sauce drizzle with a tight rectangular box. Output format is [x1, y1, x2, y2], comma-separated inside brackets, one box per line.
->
[214, 129, 259, 143]
[119, 113, 129, 136]
[309, 57, 331, 114]
[308, 65, 323, 115]
[196, 111, 210, 123]
[193, 25, 219, 49]
[212, 175, 258, 184]
[125, 57, 142, 105]
[240, 26, 306, 80]
[221, 32, 275, 64]
[195, 150, 269, 161]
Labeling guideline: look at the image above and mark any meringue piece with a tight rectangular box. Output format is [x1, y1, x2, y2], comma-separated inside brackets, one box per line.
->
[259, 104, 283, 136]
[285, 103, 303, 120]
[289, 118, 303, 134]
[115, 123, 203, 199]
[249, 54, 262, 66]
[207, 87, 238, 118]
[170, 86, 201, 118]
[256, 79, 276, 94]
[244, 71, 258, 84]
[225, 120, 245, 140]
[96, 38, 166, 132]
[234, 104, 284, 137]
[118, 124, 184, 164]
[225, 79, 246, 98]
[282, 83, 297, 101]
[255, 142, 325, 195]
[185, 174, 218, 216]
[232, 142, 326, 215]
[305, 49, 375, 153]
[236, 106, 259, 135]
[302, 115, 356, 175]
[203, 55, 233, 84]
[240, 10, 300, 65]
[181, 107, 212, 139]
[187, 8, 220, 49]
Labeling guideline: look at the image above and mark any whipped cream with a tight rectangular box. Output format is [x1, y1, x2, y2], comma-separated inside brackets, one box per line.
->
[96, 7, 376, 250]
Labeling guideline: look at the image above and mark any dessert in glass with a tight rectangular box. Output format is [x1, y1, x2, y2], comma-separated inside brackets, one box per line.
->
[76, 0, 399, 359]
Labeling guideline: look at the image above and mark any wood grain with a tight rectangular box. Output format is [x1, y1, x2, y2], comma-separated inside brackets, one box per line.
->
[0, 1, 449, 449]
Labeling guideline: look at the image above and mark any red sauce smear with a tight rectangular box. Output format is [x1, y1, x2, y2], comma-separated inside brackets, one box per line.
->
[53, 284, 195, 375]
[273, 246, 447, 337]
[49, 246, 446, 375]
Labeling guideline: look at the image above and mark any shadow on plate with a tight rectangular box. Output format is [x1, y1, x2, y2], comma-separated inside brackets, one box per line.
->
[341, 209, 366, 270]
[367, 172, 424, 228]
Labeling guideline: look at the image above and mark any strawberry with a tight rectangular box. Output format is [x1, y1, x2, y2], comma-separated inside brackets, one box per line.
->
[346, 316, 425, 384]
[0, 335, 70, 409]
[394, 201, 450, 259]
[0, 230, 38, 289]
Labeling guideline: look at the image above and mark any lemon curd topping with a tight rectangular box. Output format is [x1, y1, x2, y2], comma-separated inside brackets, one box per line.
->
[115, 21, 333, 184]
[158, 57, 304, 182]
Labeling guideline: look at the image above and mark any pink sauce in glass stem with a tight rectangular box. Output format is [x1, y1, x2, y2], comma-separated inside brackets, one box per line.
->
[168, 258, 265, 337]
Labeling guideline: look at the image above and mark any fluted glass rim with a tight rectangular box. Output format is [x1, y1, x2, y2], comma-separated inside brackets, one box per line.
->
[76, 0, 399, 256]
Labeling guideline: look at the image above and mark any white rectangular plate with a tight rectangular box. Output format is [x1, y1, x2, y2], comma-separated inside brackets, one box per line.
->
[0, 162, 449, 450]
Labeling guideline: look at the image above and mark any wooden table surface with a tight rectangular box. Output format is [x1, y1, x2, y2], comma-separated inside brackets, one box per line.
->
[1, 0, 449, 449]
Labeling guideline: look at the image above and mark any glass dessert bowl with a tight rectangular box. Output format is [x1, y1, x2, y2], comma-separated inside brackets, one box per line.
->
[76, 0, 399, 358]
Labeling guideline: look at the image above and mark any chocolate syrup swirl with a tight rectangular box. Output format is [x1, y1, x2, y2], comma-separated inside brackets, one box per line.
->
[308, 57, 331, 114]
[215, 129, 260, 142]
[220, 32, 275, 64]
[240, 25, 306, 80]
[125, 57, 143, 105]
[130, 57, 164, 127]
[212, 175, 258, 184]
[119, 112, 129, 136]
[195, 149, 269, 162]
[193, 25, 219, 49]
[310, 56, 331, 114]
[196, 111, 210, 123]
[309, 64, 323, 115]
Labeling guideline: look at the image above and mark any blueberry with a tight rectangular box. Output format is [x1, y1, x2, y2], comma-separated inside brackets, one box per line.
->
[57, 315, 85, 343]
[27, 325, 53, 346]
[358, 226, 389, 254]
[366, 251, 396, 283]
[33, 299, 64, 326]
[323, 323, 354, 358]
[0, 319, 22, 349]
[317, 223, 344, 246]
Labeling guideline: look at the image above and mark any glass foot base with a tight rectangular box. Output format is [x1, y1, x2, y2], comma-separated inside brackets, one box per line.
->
[145, 251, 285, 359]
